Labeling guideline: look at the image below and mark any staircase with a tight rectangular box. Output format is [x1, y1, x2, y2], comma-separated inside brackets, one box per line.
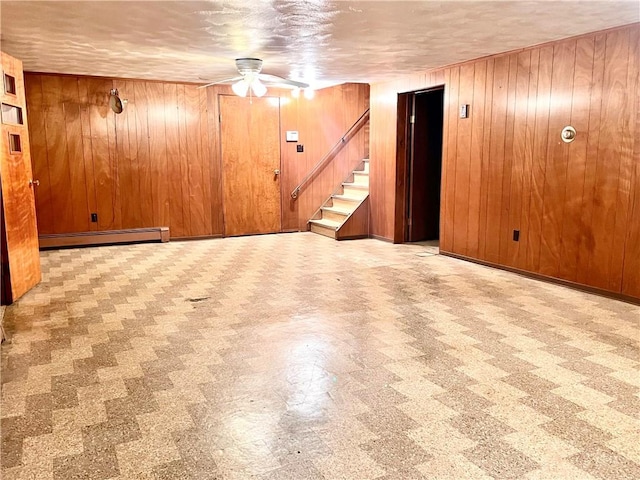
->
[309, 159, 370, 240]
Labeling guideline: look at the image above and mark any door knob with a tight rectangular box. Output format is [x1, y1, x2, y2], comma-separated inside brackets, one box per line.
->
[274, 169, 280, 175]
[29, 179, 40, 187]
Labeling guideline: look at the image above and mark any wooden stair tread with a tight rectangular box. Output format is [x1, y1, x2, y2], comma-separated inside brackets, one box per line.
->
[322, 206, 352, 215]
[332, 194, 362, 202]
[342, 182, 368, 189]
[309, 218, 341, 229]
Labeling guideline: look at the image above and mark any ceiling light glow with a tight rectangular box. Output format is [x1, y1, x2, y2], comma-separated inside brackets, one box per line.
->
[232, 79, 249, 97]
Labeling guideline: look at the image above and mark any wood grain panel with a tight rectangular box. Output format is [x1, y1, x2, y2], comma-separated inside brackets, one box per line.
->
[498, 54, 518, 264]
[621, 26, 640, 298]
[484, 55, 509, 264]
[452, 63, 474, 255]
[478, 58, 495, 260]
[587, 29, 630, 290]
[516, 49, 540, 270]
[23, 75, 54, 234]
[61, 77, 90, 232]
[557, 37, 595, 281]
[146, 81, 168, 228]
[131, 81, 154, 228]
[539, 41, 576, 276]
[117, 80, 140, 228]
[40, 75, 74, 232]
[370, 82, 396, 240]
[176, 85, 192, 236]
[112, 80, 134, 229]
[105, 80, 121, 230]
[526, 45, 553, 272]
[163, 83, 184, 237]
[82, 78, 116, 231]
[507, 51, 532, 267]
[76, 78, 99, 231]
[198, 86, 215, 235]
[441, 67, 459, 253]
[466, 61, 487, 259]
[575, 34, 606, 287]
[607, 28, 635, 292]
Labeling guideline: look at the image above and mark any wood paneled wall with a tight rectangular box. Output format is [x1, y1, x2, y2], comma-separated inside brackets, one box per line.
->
[24, 74, 369, 238]
[369, 23, 640, 299]
[26, 75, 214, 237]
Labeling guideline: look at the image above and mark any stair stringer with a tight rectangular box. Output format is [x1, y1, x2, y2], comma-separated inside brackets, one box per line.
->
[335, 196, 369, 240]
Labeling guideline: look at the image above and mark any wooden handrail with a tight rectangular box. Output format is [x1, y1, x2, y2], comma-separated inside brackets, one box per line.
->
[291, 108, 370, 199]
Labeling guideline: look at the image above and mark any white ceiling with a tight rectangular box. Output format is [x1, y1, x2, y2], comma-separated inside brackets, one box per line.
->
[1, 1, 637, 87]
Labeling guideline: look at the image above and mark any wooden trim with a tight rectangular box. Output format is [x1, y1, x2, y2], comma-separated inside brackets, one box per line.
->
[25, 71, 207, 86]
[369, 234, 393, 243]
[338, 234, 369, 240]
[170, 234, 224, 241]
[39, 227, 169, 249]
[394, 93, 410, 243]
[441, 251, 640, 305]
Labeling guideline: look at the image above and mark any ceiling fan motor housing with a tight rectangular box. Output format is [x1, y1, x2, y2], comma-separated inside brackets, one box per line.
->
[235, 58, 263, 75]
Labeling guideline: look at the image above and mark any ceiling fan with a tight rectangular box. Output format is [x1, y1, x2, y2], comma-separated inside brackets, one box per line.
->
[199, 58, 310, 98]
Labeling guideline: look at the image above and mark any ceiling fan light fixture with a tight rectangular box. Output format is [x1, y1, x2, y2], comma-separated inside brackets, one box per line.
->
[232, 79, 249, 97]
[251, 78, 267, 97]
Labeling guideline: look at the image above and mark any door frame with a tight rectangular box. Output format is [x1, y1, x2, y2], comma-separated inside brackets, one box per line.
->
[393, 85, 445, 243]
[217, 93, 283, 236]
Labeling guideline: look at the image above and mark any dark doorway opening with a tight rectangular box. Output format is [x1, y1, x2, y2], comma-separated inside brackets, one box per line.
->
[405, 87, 444, 243]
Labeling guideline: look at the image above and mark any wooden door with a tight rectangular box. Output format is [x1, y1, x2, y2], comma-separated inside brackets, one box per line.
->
[220, 95, 281, 236]
[1, 52, 41, 304]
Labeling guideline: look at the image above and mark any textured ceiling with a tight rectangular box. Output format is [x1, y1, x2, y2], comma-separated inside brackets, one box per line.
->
[1, 1, 638, 87]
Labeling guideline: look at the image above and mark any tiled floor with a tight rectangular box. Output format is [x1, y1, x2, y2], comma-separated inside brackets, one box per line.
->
[1, 232, 639, 479]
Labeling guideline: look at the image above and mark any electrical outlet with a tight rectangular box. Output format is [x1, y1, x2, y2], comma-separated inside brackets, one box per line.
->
[91, 213, 98, 223]
[296, 144, 304, 153]
[513, 229, 520, 241]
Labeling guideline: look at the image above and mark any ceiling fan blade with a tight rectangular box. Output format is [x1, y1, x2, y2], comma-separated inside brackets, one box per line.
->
[258, 73, 309, 89]
[197, 76, 244, 89]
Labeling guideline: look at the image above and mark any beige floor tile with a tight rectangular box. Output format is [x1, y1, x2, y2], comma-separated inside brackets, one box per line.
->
[1, 233, 638, 479]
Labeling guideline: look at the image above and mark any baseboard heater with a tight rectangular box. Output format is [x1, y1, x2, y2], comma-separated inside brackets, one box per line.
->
[39, 227, 170, 249]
